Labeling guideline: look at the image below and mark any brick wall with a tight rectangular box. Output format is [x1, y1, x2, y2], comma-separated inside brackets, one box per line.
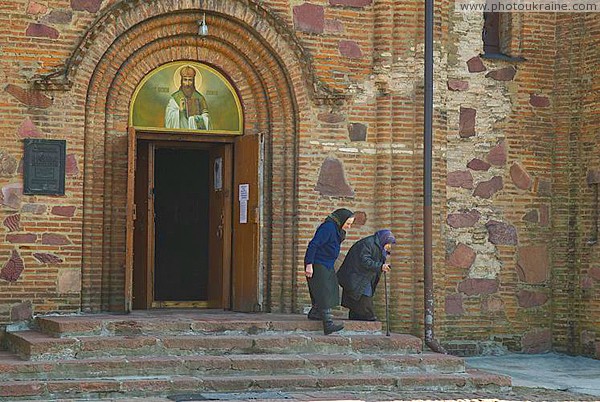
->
[0, 0, 598, 359]
[553, 12, 600, 358]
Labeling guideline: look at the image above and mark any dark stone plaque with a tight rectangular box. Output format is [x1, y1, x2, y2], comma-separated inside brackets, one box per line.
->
[23, 139, 66, 195]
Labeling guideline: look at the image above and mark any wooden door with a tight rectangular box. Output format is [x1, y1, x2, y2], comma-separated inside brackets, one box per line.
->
[132, 140, 151, 309]
[125, 127, 137, 312]
[208, 144, 233, 308]
[232, 134, 261, 312]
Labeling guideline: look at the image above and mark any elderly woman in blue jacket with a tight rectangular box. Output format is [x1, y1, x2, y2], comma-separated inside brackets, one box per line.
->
[304, 208, 355, 335]
[337, 229, 395, 321]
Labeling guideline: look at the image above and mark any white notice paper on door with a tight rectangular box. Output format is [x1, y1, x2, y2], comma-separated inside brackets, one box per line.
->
[214, 157, 223, 191]
[239, 184, 249, 201]
[239, 200, 248, 224]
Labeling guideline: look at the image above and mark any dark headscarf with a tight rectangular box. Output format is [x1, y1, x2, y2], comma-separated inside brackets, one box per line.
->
[375, 229, 396, 261]
[326, 208, 354, 242]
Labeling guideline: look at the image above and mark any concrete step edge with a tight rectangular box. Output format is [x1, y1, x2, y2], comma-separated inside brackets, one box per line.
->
[5, 331, 423, 360]
[0, 352, 466, 380]
[0, 372, 512, 400]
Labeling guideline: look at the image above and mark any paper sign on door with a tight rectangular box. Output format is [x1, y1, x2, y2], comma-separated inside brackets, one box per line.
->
[239, 184, 249, 223]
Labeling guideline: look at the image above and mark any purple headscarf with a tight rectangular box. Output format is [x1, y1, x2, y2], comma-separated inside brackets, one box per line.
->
[375, 229, 396, 261]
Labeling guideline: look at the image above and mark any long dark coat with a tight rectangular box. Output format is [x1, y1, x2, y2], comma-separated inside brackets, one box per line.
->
[337, 235, 386, 301]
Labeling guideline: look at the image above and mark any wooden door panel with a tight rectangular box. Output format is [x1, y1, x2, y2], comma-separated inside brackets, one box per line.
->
[125, 127, 137, 312]
[132, 140, 150, 309]
[208, 144, 232, 308]
[232, 134, 261, 312]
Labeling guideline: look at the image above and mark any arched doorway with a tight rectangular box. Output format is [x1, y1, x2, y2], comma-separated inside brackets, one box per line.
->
[124, 61, 262, 312]
[67, 1, 312, 314]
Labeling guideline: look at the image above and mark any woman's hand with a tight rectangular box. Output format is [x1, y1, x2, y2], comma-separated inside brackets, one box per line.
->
[305, 264, 314, 278]
[382, 264, 391, 273]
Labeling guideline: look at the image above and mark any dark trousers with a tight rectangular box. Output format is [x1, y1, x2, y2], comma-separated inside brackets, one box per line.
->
[341, 290, 376, 320]
[307, 264, 340, 310]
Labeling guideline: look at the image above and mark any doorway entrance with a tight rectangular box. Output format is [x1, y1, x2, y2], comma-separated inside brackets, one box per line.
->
[153, 148, 209, 304]
[125, 130, 262, 312]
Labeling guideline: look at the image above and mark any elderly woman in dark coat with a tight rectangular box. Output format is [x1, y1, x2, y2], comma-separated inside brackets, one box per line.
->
[304, 208, 355, 335]
[337, 229, 395, 321]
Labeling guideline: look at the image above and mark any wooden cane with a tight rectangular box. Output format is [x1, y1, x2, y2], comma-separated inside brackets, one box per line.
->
[384, 269, 390, 336]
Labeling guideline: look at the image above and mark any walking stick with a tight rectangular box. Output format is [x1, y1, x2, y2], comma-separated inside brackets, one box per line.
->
[384, 269, 390, 336]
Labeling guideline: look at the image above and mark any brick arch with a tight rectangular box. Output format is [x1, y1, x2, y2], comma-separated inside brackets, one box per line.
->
[39, 0, 332, 102]
[79, 9, 302, 312]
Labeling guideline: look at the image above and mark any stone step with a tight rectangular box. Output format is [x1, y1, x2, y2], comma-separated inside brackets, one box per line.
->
[0, 350, 465, 381]
[5, 330, 423, 360]
[35, 312, 376, 337]
[0, 371, 511, 400]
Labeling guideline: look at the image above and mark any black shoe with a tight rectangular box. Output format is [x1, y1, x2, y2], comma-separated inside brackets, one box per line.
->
[322, 308, 344, 335]
[307, 306, 322, 321]
[323, 322, 344, 335]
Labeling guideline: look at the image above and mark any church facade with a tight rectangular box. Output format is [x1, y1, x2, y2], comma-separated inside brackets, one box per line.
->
[0, 0, 599, 359]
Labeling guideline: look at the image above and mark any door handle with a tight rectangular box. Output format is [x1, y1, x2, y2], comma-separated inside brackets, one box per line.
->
[217, 212, 224, 239]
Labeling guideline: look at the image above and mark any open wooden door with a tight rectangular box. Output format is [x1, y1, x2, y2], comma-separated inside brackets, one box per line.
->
[208, 144, 232, 308]
[232, 134, 261, 312]
[132, 140, 152, 309]
[125, 127, 137, 312]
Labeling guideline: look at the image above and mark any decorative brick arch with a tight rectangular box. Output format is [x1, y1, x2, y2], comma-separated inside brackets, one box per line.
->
[48, 1, 321, 312]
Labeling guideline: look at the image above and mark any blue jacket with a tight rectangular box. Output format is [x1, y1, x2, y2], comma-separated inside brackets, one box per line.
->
[304, 220, 343, 270]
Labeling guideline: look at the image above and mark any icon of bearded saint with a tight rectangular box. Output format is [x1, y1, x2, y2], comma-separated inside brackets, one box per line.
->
[164, 66, 211, 130]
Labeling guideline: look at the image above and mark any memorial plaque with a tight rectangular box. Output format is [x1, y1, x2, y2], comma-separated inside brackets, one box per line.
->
[23, 139, 66, 195]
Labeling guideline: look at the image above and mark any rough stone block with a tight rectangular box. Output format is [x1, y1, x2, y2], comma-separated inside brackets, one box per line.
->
[42, 233, 71, 245]
[517, 290, 549, 308]
[293, 3, 324, 34]
[33, 253, 64, 264]
[51, 206, 77, 217]
[71, 0, 102, 13]
[517, 245, 549, 284]
[459, 107, 476, 137]
[445, 293, 464, 315]
[521, 328, 552, 353]
[485, 220, 517, 245]
[0, 149, 18, 176]
[587, 169, 600, 185]
[448, 243, 476, 269]
[473, 176, 503, 199]
[3, 214, 20, 231]
[10, 301, 32, 321]
[1, 250, 25, 282]
[5, 85, 53, 108]
[522, 209, 539, 223]
[486, 141, 507, 166]
[510, 162, 532, 190]
[18, 118, 43, 138]
[25, 23, 59, 39]
[447, 80, 469, 91]
[348, 123, 367, 141]
[458, 278, 499, 295]
[314, 157, 354, 197]
[447, 170, 473, 189]
[447, 209, 481, 228]
[467, 56, 486, 72]
[318, 113, 345, 124]
[529, 94, 550, 107]
[485, 66, 517, 81]
[339, 40, 362, 58]
[467, 158, 491, 171]
[329, 0, 372, 6]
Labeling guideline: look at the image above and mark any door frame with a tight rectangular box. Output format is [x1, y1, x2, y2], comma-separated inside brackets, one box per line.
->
[126, 128, 237, 311]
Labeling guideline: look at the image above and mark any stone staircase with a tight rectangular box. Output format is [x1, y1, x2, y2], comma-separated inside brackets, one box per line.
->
[0, 310, 510, 400]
